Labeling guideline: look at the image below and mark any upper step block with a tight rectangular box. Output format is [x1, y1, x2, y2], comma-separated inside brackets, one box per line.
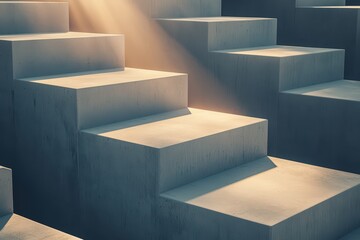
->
[160, 157, 360, 240]
[80, 108, 268, 193]
[296, 0, 345, 6]
[0, 32, 124, 91]
[0, 1, 69, 34]
[158, 17, 277, 52]
[17, 68, 188, 129]
[0, 166, 13, 217]
[151, 0, 221, 18]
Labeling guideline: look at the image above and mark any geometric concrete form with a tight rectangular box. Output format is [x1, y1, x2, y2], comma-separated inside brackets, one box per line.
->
[0, 32, 125, 91]
[158, 17, 277, 53]
[0, 214, 80, 240]
[0, 1, 69, 34]
[160, 157, 360, 240]
[0, 166, 13, 217]
[279, 80, 360, 173]
[13, 68, 187, 235]
[212, 45, 345, 153]
[296, 0, 345, 6]
[150, 0, 221, 18]
[79, 108, 268, 239]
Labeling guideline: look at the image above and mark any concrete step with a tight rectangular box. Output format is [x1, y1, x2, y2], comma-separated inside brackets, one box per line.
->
[0, 32, 124, 91]
[158, 17, 277, 53]
[160, 157, 360, 240]
[279, 80, 360, 173]
[79, 108, 267, 238]
[213, 45, 345, 91]
[13, 67, 187, 234]
[0, 166, 12, 218]
[296, 0, 345, 6]
[150, 0, 221, 18]
[0, 1, 69, 34]
[340, 227, 360, 240]
[0, 214, 80, 240]
[80, 108, 267, 193]
[16, 68, 188, 129]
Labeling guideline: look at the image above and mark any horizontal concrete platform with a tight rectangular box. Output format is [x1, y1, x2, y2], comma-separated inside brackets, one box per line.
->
[0, 166, 12, 217]
[160, 157, 360, 240]
[0, 214, 80, 239]
[0, 32, 124, 90]
[283, 80, 360, 101]
[158, 17, 277, 52]
[16, 68, 188, 129]
[81, 108, 267, 192]
[0, 1, 69, 34]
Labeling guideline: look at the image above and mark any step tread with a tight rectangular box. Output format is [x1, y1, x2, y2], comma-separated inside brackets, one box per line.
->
[0, 31, 120, 42]
[18, 68, 186, 89]
[0, 214, 80, 240]
[158, 16, 275, 22]
[162, 157, 360, 226]
[83, 108, 266, 149]
[283, 80, 360, 101]
[215, 45, 343, 57]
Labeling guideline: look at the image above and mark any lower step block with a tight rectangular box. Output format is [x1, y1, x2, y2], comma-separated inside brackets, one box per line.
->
[0, 166, 13, 217]
[79, 108, 267, 239]
[160, 157, 360, 240]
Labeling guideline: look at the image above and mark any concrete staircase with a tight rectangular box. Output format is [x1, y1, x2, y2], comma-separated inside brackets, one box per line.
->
[0, 1, 360, 240]
[158, 12, 360, 174]
[0, 166, 79, 239]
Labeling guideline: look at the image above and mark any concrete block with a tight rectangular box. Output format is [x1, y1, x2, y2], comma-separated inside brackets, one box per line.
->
[160, 157, 360, 240]
[296, 0, 345, 6]
[278, 80, 360, 173]
[158, 17, 277, 53]
[0, 32, 125, 91]
[0, 214, 80, 239]
[0, 166, 13, 217]
[13, 67, 187, 235]
[78, 108, 267, 239]
[0, 1, 69, 34]
[211, 46, 344, 154]
[149, 0, 221, 18]
[0, 90, 14, 168]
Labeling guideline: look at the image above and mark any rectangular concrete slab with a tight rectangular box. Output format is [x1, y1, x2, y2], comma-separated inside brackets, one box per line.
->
[158, 17, 277, 52]
[0, 32, 125, 91]
[160, 157, 360, 240]
[18, 68, 188, 129]
[0, 1, 69, 34]
[82, 108, 268, 192]
[0, 167, 13, 217]
[0, 214, 80, 240]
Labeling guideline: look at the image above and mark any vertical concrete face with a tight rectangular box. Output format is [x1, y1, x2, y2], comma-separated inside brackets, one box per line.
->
[278, 81, 360, 173]
[148, 0, 221, 18]
[0, 167, 13, 217]
[296, 0, 345, 6]
[0, 2, 69, 34]
[13, 80, 80, 235]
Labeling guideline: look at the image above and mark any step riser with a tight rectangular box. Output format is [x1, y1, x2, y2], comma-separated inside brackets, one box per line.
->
[77, 75, 188, 129]
[272, 186, 360, 240]
[296, 0, 345, 6]
[278, 92, 360, 174]
[158, 19, 277, 52]
[159, 121, 268, 192]
[151, 0, 221, 18]
[0, 91, 14, 168]
[0, 35, 125, 91]
[0, 167, 13, 217]
[0, 2, 69, 34]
